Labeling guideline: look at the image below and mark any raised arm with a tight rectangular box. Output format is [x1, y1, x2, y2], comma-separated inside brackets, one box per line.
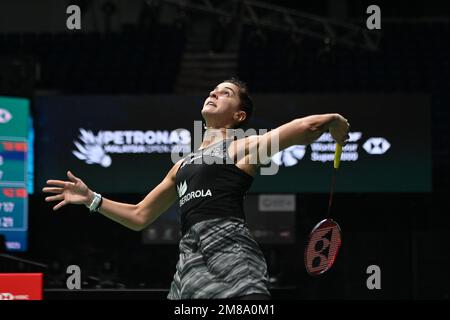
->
[271, 113, 350, 149]
[43, 160, 182, 231]
[232, 113, 350, 166]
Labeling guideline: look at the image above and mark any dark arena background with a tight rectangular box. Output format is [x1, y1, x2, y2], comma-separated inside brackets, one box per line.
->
[0, 0, 449, 304]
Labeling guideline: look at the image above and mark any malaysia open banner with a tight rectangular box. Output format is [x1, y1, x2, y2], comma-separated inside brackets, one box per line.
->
[34, 94, 430, 194]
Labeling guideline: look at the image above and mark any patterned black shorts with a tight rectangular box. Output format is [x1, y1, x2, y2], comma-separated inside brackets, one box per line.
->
[167, 217, 271, 299]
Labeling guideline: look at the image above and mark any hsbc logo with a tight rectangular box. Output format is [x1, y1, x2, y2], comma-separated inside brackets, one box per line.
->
[0, 292, 14, 300]
[0, 292, 30, 300]
[0, 108, 13, 124]
[363, 137, 391, 155]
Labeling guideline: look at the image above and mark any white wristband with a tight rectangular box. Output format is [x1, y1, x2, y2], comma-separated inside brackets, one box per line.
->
[86, 192, 102, 213]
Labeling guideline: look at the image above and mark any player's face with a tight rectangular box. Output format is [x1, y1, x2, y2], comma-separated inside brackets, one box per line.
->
[201, 82, 242, 128]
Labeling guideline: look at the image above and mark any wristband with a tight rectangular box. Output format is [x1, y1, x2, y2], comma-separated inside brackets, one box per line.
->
[86, 192, 102, 213]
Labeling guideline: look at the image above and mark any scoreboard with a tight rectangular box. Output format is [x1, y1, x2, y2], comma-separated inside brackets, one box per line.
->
[0, 96, 29, 251]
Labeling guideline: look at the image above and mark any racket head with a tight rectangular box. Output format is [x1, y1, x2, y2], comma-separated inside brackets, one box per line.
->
[304, 218, 342, 276]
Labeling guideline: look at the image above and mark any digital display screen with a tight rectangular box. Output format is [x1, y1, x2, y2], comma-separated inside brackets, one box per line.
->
[35, 95, 196, 194]
[0, 96, 30, 251]
[249, 94, 431, 193]
[34, 94, 431, 194]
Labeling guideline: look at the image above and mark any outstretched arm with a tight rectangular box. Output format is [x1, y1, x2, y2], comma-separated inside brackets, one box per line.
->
[43, 160, 182, 231]
[232, 113, 350, 166]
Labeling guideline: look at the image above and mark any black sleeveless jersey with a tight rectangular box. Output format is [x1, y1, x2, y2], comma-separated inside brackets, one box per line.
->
[175, 138, 254, 235]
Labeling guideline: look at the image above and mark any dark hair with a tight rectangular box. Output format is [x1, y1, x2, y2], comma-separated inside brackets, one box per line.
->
[223, 77, 253, 129]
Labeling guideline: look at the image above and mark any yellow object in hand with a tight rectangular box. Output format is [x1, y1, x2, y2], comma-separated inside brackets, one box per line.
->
[334, 144, 343, 169]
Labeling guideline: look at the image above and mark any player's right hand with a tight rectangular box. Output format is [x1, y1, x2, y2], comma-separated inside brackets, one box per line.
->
[329, 114, 350, 146]
[42, 171, 93, 211]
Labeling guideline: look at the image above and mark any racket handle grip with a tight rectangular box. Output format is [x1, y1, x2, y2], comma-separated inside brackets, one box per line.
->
[334, 143, 343, 169]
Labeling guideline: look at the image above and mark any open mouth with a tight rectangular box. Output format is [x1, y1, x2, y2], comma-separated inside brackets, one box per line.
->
[206, 101, 217, 107]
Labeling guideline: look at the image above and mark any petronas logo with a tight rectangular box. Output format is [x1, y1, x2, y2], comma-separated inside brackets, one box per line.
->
[177, 181, 187, 198]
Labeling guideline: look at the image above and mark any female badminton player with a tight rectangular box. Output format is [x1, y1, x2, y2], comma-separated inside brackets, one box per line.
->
[43, 78, 350, 300]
